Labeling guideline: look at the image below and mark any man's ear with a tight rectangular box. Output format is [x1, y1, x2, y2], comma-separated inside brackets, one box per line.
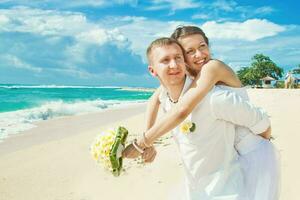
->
[148, 65, 157, 77]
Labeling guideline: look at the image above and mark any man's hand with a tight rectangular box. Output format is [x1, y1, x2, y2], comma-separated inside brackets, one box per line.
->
[122, 144, 157, 163]
[259, 126, 272, 140]
[122, 144, 141, 159]
[142, 146, 157, 163]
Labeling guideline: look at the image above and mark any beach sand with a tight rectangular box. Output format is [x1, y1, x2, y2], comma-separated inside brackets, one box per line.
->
[0, 89, 299, 200]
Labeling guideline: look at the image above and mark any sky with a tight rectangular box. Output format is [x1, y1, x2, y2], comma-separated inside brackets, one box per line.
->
[0, 0, 299, 87]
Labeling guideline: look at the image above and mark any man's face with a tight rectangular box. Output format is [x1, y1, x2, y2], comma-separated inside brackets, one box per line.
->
[178, 34, 211, 74]
[149, 43, 186, 87]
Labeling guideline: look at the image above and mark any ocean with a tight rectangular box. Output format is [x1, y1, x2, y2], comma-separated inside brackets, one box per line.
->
[0, 84, 154, 141]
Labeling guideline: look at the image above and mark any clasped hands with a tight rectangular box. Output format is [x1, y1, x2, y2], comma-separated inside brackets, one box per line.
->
[122, 140, 157, 163]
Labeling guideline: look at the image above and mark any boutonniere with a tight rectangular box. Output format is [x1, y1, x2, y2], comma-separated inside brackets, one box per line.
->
[180, 121, 196, 134]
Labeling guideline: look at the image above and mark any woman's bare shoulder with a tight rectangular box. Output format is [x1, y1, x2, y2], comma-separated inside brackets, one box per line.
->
[200, 59, 230, 77]
[204, 59, 229, 70]
[203, 59, 241, 87]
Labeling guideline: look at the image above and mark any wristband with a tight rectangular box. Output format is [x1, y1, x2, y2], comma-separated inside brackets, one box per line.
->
[132, 139, 145, 154]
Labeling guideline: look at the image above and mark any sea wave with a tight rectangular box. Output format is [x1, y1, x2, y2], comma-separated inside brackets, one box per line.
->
[0, 99, 145, 141]
[117, 87, 155, 92]
[0, 84, 121, 89]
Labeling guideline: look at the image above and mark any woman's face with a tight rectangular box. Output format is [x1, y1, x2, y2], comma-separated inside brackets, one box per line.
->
[178, 34, 211, 74]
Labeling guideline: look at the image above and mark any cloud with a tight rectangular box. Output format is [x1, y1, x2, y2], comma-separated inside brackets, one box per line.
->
[1, 7, 87, 35]
[101, 16, 188, 61]
[0, 0, 138, 8]
[192, 13, 210, 20]
[202, 19, 286, 41]
[63, 0, 138, 8]
[196, 1, 276, 22]
[0, 7, 131, 47]
[0, 54, 42, 72]
[146, 0, 201, 11]
[0, 7, 152, 86]
[210, 31, 300, 71]
[211, 0, 237, 12]
[0, 14, 10, 25]
[75, 28, 127, 46]
[254, 6, 275, 15]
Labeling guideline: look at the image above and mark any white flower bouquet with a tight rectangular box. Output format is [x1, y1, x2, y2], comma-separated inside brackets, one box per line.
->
[90, 126, 128, 176]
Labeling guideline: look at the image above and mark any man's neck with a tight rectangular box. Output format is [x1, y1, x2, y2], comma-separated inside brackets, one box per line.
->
[165, 77, 186, 102]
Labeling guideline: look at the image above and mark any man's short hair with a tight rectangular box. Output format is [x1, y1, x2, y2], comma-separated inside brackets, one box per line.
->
[146, 37, 184, 64]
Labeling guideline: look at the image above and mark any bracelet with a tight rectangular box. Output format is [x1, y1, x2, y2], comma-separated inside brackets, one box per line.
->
[132, 139, 145, 154]
[142, 132, 152, 148]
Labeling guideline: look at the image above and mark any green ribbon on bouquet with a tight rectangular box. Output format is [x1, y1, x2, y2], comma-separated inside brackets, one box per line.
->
[109, 126, 128, 176]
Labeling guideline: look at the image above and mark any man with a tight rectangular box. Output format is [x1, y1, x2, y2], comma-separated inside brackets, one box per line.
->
[123, 37, 270, 199]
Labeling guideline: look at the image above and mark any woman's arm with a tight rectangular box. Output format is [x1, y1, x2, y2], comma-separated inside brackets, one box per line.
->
[138, 60, 240, 147]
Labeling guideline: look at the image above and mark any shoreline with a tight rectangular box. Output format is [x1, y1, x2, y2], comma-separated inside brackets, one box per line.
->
[0, 103, 146, 156]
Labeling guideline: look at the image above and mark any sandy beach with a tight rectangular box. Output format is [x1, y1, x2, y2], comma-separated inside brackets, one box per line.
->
[0, 89, 300, 200]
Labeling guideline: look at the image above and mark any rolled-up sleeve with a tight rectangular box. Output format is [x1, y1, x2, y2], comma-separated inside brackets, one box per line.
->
[210, 89, 270, 134]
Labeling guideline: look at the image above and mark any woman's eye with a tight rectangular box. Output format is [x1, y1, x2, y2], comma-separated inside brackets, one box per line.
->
[199, 44, 207, 50]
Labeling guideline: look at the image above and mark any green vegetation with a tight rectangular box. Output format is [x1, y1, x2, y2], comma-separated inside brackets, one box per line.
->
[292, 64, 300, 74]
[274, 80, 285, 88]
[237, 54, 284, 87]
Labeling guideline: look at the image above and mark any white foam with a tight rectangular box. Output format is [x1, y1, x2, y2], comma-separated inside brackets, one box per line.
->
[0, 99, 145, 142]
[0, 85, 121, 89]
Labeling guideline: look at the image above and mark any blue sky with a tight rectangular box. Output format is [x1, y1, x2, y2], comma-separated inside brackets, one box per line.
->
[0, 0, 299, 87]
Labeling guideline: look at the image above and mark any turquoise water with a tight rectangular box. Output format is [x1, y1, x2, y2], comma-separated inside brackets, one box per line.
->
[0, 84, 153, 140]
[0, 84, 153, 113]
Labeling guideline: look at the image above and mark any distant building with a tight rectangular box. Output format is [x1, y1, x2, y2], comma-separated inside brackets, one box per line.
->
[260, 76, 275, 88]
[294, 74, 300, 88]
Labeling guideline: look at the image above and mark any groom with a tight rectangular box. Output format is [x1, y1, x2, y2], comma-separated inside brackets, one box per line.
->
[123, 37, 270, 199]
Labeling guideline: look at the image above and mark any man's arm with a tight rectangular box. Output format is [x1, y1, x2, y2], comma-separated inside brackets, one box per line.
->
[143, 87, 162, 162]
[123, 87, 161, 161]
[211, 89, 271, 135]
[145, 86, 162, 130]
